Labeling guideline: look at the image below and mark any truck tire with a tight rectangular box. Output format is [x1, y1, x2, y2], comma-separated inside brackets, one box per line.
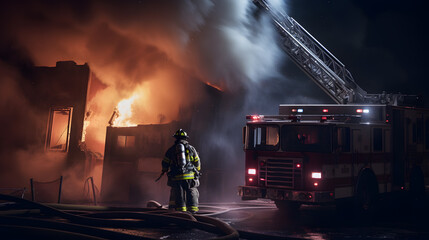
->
[274, 200, 300, 214]
[354, 169, 379, 220]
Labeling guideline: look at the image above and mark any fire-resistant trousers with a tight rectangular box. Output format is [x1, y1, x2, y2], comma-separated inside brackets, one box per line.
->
[170, 179, 199, 212]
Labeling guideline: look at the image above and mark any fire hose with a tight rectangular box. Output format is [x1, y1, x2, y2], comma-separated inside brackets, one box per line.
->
[0, 194, 305, 240]
[0, 193, 238, 240]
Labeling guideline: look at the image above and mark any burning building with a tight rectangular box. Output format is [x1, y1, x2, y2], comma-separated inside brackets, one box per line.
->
[0, 59, 223, 204]
[0, 0, 289, 205]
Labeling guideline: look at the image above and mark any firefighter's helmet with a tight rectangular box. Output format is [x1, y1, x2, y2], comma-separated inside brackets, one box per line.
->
[173, 129, 189, 139]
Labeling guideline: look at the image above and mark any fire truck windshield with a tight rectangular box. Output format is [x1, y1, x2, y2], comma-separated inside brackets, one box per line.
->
[245, 124, 332, 152]
[281, 125, 332, 153]
[246, 125, 279, 151]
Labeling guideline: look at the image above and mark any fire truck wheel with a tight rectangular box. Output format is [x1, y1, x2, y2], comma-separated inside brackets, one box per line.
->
[354, 169, 379, 219]
[274, 200, 301, 214]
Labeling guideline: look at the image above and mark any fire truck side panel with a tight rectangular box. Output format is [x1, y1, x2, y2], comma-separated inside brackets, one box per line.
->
[391, 107, 406, 190]
[391, 107, 429, 192]
[327, 124, 392, 200]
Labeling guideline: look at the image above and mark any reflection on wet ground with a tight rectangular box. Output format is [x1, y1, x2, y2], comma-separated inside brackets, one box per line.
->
[210, 198, 429, 239]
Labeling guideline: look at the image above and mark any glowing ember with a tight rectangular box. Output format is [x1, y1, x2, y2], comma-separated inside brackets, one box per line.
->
[205, 81, 223, 92]
[112, 95, 139, 127]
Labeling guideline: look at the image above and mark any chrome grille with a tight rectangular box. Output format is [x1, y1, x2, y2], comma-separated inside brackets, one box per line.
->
[259, 158, 302, 188]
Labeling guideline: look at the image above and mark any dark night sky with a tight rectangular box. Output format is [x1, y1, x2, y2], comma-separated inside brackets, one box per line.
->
[278, 0, 429, 105]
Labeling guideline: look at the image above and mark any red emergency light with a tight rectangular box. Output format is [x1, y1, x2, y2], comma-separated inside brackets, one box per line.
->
[246, 115, 264, 121]
[291, 108, 303, 113]
[356, 109, 370, 113]
[322, 109, 329, 113]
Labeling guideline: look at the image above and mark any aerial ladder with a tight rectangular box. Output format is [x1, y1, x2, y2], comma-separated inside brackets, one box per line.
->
[253, 0, 418, 106]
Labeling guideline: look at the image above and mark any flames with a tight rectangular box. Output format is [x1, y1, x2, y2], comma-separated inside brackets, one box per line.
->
[110, 94, 139, 127]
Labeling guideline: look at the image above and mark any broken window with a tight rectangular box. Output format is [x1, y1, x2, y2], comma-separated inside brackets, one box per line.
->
[46, 107, 73, 152]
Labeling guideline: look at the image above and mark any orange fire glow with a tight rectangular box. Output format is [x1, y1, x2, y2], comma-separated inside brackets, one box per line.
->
[112, 95, 139, 127]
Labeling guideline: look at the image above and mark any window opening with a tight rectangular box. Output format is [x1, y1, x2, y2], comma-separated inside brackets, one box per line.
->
[46, 107, 72, 152]
[281, 125, 332, 152]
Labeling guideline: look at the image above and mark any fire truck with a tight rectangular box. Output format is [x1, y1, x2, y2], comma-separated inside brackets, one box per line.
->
[239, 0, 429, 212]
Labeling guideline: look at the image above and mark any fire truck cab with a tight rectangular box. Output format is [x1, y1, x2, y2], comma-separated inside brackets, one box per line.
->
[246, 0, 429, 213]
[239, 104, 429, 211]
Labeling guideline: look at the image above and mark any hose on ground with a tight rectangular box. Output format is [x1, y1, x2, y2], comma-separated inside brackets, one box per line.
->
[0, 193, 238, 240]
[0, 224, 105, 240]
[1, 194, 305, 240]
[0, 217, 148, 240]
[237, 229, 303, 240]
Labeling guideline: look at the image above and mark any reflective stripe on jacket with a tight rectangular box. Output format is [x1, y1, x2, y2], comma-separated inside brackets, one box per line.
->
[171, 172, 195, 181]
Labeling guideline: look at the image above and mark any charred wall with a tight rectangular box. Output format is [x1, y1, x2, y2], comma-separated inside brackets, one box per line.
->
[0, 61, 91, 202]
[29, 61, 90, 168]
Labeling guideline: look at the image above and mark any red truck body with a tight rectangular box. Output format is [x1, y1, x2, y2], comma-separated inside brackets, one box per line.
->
[239, 104, 429, 208]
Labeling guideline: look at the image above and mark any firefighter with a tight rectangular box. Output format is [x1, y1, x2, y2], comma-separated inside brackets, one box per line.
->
[162, 129, 201, 213]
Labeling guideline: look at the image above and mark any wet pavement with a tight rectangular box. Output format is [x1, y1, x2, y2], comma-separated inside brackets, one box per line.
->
[2, 192, 429, 239]
[207, 199, 429, 239]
